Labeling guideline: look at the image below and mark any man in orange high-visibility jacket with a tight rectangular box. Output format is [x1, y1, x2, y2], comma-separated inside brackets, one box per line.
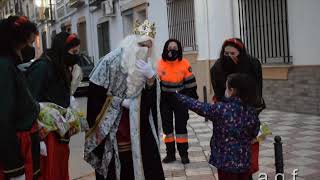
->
[157, 39, 198, 164]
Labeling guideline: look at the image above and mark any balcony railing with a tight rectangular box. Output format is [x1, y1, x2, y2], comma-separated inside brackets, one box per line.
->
[167, 0, 197, 52]
[238, 0, 291, 64]
[69, 0, 85, 8]
[89, 0, 103, 6]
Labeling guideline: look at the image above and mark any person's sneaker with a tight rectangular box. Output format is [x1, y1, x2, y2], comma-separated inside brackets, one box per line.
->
[162, 155, 176, 163]
[181, 156, 190, 164]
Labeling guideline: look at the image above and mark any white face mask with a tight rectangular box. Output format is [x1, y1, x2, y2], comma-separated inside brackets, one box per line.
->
[225, 89, 231, 98]
[136, 46, 148, 61]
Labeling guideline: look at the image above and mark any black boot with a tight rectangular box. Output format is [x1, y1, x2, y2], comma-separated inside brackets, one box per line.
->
[163, 142, 176, 163]
[162, 154, 176, 163]
[248, 174, 253, 180]
[181, 155, 190, 164]
[177, 142, 189, 164]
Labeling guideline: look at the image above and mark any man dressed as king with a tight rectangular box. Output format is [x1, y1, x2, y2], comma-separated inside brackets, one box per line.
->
[84, 20, 165, 180]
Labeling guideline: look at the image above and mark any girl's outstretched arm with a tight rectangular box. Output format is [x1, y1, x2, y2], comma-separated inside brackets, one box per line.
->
[175, 93, 223, 120]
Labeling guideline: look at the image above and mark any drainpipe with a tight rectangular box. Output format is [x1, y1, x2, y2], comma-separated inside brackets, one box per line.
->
[230, 0, 235, 36]
[88, 7, 96, 64]
[205, 0, 212, 98]
[205, 0, 211, 61]
[49, 0, 53, 23]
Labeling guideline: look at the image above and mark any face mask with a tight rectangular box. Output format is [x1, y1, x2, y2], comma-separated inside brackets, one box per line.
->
[222, 55, 237, 73]
[225, 89, 231, 98]
[21, 46, 35, 63]
[167, 50, 179, 61]
[64, 53, 80, 67]
[136, 47, 148, 60]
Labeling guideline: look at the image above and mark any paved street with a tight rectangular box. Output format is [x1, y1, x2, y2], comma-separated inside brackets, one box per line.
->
[70, 98, 320, 180]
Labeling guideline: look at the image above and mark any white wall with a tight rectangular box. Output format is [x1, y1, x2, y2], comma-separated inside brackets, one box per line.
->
[148, 0, 169, 59]
[108, 1, 125, 51]
[209, 0, 234, 59]
[195, 0, 235, 60]
[194, 0, 209, 60]
[287, 0, 320, 65]
[232, 0, 240, 38]
[90, 1, 124, 63]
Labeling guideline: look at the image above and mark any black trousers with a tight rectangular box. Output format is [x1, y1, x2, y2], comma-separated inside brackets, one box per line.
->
[160, 93, 189, 156]
[95, 151, 134, 180]
[249, 175, 253, 180]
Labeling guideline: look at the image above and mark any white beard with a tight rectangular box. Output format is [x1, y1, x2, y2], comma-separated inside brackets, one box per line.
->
[126, 47, 148, 98]
[118, 35, 157, 98]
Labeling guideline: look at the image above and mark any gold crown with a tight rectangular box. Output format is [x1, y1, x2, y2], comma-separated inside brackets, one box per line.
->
[133, 20, 156, 38]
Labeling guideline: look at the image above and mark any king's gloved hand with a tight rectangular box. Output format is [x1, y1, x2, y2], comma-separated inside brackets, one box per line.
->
[40, 141, 47, 156]
[122, 99, 131, 109]
[136, 59, 155, 79]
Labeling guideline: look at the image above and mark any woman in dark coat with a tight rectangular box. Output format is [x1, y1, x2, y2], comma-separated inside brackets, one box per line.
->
[210, 38, 265, 180]
[0, 16, 40, 180]
[27, 32, 81, 180]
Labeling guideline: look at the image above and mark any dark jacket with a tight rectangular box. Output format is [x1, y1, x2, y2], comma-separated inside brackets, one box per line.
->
[27, 56, 71, 108]
[176, 94, 260, 173]
[0, 56, 40, 177]
[210, 56, 264, 113]
[87, 81, 165, 179]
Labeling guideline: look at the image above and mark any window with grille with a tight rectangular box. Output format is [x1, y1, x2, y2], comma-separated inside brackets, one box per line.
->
[77, 21, 88, 54]
[238, 0, 291, 64]
[166, 0, 196, 52]
[97, 21, 110, 58]
[41, 31, 47, 51]
[57, 6, 65, 19]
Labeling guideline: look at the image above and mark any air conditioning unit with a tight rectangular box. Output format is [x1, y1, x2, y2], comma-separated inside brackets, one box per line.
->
[102, 0, 115, 16]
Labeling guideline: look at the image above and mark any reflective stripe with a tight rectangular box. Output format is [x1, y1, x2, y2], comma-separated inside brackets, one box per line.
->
[176, 137, 188, 143]
[163, 133, 175, 143]
[184, 82, 197, 89]
[161, 86, 184, 92]
[164, 133, 174, 138]
[176, 134, 188, 138]
[184, 77, 196, 85]
[161, 81, 184, 87]
[184, 74, 195, 81]
[176, 134, 188, 143]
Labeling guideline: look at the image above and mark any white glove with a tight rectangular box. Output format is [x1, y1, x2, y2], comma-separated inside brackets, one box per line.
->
[122, 99, 130, 109]
[136, 59, 155, 79]
[40, 141, 47, 156]
[70, 96, 78, 109]
[10, 174, 25, 180]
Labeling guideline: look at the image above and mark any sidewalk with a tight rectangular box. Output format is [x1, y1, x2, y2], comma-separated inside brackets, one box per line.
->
[163, 110, 320, 180]
[71, 98, 320, 180]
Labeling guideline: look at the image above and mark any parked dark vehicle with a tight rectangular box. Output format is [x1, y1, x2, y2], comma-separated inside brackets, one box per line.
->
[74, 53, 94, 97]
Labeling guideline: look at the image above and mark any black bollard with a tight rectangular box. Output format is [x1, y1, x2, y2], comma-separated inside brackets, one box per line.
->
[274, 136, 284, 180]
[203, 86, 208, 122]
